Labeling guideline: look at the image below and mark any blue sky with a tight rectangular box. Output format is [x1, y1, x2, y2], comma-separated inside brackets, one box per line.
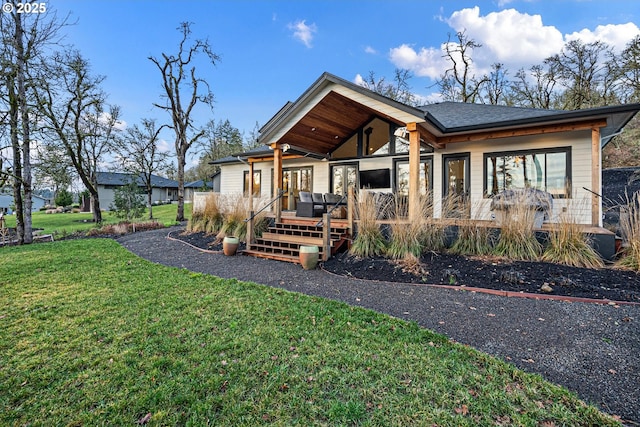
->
[53, 0, 640, 166]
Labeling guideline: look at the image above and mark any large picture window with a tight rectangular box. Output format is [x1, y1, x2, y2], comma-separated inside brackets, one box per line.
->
[484, 147, 571, 198]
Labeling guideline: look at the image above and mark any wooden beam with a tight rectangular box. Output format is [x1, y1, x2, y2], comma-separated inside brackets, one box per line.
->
[408, 124, 421, 221]
[437, 119, 608, 145]
[247, 154, 303, 164]
[407, 122, 444, 149]
[592, 127, 602, 226]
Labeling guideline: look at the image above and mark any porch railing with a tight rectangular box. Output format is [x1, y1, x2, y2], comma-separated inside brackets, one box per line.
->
[244, 189, 285, 248]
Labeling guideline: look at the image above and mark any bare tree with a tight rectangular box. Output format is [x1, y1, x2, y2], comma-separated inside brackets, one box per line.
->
[510, 64, 559, 109]
[483, 63, 509, 105]
[35, 50, 120, 223]
[149, 22, 220, 222]
[437, 31, 489, 103]
[618, 35, 640, 103]
[545, 39, 616, 109]
[116, 118, 170, 220]
[359, 69, 418, 106]
[0, 9, 67, 243]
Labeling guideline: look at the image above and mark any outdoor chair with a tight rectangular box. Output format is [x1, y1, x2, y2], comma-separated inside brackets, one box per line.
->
[296, 191, 325, 217]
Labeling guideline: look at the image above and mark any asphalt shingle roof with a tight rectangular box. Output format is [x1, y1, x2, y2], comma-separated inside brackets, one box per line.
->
[96, 172, 179, 188]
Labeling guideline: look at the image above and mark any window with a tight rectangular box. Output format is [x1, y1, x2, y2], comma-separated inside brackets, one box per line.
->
[484, 147, 570, 198]
[243, 170, 261, 196]
[393, 156, 433, 196]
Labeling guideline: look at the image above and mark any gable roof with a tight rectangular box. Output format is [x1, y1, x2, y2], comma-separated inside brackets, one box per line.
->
[219, 72, 640, 164]
[96, 172, 178, 188]
[258, 72, 640, 152]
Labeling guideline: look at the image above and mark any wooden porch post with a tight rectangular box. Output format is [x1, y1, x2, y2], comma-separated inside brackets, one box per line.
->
[272, 143, 283, 222]
[591, 127, 602, 227]
[246, 161, 255, 247]
[407, 122, 421, 221]
[347, 186, 354, 236]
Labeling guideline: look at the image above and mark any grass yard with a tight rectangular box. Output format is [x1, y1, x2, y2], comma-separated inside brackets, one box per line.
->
[0, 239, 619, 426]
[3, 203, 190, 237]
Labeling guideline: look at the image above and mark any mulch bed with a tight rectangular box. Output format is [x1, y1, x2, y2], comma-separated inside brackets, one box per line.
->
[170, 229, 640, 304]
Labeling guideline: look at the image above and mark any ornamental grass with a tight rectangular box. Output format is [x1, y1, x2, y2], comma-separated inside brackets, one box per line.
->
[542, 200, 603, 268]
[493, 198, 542, 261]
[419, 192, 456, 252]
[350, 191, 388, 258]
[450, 222, 494, 256]
[386, 194, 425, 259]
[617, 192, 640, 271]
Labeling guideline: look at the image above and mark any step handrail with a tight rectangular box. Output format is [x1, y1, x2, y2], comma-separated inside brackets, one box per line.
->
[244, 189, 285, 222]
[316, 193, 347, 227]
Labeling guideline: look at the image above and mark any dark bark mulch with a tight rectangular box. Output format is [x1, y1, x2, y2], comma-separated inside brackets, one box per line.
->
[324, 251, 640, 303]
[171, 229, 640, 304]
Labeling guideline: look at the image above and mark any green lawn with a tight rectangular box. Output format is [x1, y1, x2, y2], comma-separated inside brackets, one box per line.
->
[0, 239, 618, 426]
[3, 203, 191, 237]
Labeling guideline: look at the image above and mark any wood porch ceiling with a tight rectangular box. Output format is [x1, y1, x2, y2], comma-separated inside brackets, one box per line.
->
[278, 91, 406, 155]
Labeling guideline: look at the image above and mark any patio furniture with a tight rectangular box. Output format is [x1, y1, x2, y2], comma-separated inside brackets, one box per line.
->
[490, 188, 553, 228]
[296, 191, 325, 217]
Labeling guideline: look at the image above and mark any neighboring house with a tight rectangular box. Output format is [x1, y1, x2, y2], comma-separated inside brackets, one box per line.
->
[184, 179, 214, 202]
[214, 72, 640, 229]
[0, 191, 48, 214]
[96, 172, 180, 210]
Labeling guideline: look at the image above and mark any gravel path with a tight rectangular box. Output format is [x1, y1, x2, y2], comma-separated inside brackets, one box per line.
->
[117, 226, 640, 425]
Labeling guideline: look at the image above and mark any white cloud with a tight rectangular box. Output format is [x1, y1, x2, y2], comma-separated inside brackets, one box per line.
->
[566, 22, 640, 52]
[389, 43, 447, 79]
[354, 73, 365, 86]
[364, 46, 377, 54]
[445, 7, 565, 71]
[388, 6, 639, 82]
[157, 138, 171, 153]
[288, 20, 317, 48]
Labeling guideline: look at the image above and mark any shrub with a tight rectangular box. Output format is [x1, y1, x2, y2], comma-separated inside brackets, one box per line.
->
[54, 188, 73, 208]
[110, 181, 146, 221]
[350, 191, 387, 258]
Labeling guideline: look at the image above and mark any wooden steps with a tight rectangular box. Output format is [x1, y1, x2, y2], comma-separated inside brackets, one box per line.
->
[243, 220, 350, 263]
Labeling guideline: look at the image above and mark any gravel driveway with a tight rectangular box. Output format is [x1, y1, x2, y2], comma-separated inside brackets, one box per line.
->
[117, 226, 640, 425]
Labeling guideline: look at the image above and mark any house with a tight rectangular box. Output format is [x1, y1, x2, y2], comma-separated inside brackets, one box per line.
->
[184, 179, 215, 202]
[213, 72, 640, 260]
[0, 191, 47, 214]
[96, 172, 181, 209]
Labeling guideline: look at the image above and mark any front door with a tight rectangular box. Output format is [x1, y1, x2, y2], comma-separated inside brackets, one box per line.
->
[443, 153, 470, 217]
[281, 167, 312, 210]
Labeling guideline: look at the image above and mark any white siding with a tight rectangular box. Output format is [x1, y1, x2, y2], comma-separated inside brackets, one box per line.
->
[434, 129, 593, 224]
[219, 130, 595, 223]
